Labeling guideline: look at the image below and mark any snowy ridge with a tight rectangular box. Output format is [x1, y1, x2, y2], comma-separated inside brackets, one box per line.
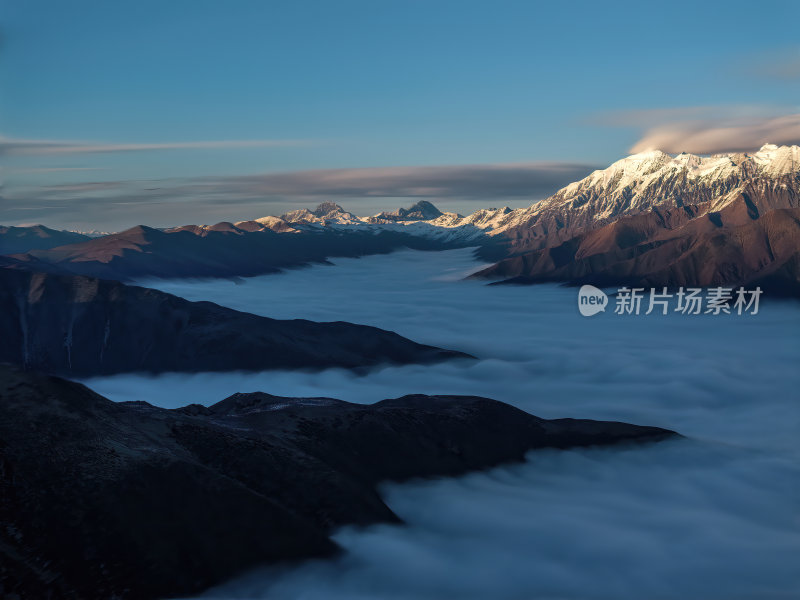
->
[498, 143, 800, 236]
[234, 144, 799, 242]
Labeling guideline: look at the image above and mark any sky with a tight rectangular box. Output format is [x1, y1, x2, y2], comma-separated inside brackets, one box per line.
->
[2, 0, 799, 230]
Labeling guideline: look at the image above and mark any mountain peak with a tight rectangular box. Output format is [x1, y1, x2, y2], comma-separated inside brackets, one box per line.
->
[397, 200, 443, 220]
[312, 202, 346, 218]
[119, 224, 160, 237]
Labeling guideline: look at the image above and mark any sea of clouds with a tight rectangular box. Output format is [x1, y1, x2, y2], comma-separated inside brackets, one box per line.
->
[83, 248, 800, 600]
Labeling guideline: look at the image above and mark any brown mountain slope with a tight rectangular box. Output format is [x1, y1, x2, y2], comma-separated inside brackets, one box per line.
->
[472, 201, 800, 296]
[488, 146, 799, 256]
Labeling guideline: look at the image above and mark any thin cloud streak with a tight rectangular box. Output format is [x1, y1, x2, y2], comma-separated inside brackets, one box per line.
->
[0, 136, 316, 156]
[1, 161, 598, 229]
[4, 167, 107, 174]
[220, 162, 598, 199]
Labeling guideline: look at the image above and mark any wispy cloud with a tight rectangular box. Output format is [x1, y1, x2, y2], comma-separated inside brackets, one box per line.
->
[0, 136, 315, 156]
[213, 162, 597, 199]
[1, 161, 598, 229]
[5, 162, 597, 205]
[3, 167, 107, 174]
[591, 106, 800, 154]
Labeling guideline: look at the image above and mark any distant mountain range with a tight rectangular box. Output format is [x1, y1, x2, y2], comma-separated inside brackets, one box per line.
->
[11, 221, 486, 281]
[0, 225, 90, 255]
[2, 144, 798, 293]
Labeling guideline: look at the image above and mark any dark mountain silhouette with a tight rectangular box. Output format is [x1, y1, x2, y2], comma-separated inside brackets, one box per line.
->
[0, 225, 89, 255]
[0, 365, 678, 600]
[17, 222, 475, 281]
[0, 266, 466, 377]
[376, 200, 444, 221]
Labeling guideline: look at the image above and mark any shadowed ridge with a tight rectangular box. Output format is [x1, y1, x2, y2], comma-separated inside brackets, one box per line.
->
[0, 365, 679, 600]
[0, 266, 471, 376]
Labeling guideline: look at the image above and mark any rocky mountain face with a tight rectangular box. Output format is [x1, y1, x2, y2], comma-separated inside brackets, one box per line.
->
[0, 266, 465, 377]
[0, 365, 678, 600]
[371, 200, 445, 222]
[473, 201, 800, 294]
[0, 225, 90, 255]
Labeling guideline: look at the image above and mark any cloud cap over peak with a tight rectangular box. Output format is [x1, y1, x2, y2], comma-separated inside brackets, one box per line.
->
[630, 113, 800, 155]
[590, 106, 800, 155]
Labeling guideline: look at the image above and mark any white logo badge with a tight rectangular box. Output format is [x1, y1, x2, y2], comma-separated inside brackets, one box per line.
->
[578, 285, 608, 317]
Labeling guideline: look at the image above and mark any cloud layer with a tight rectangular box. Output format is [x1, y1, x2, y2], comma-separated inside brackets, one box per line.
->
[212, 162, 597, 199]
[0, 136, 312, 156]
[84, 248, 800, 600]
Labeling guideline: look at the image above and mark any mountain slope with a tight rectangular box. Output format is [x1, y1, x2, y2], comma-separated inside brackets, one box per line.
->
[18, 221, 488, 281]
[0, 225, 90, 255]
[0, 365, 678, 600]
[0, 266, 465, 376]
[473, 200, 800, 295]
[490, 144, 800, 253]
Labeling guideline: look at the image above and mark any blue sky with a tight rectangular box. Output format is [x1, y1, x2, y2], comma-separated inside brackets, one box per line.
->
[2, 0, 799, 229]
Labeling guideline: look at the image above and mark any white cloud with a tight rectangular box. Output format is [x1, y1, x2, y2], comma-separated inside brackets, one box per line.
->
[590, 106, 800, 155]
[630, 113, 800, 154]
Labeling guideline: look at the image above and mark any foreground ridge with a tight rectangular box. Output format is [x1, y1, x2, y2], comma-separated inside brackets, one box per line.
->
[0, 365, 679, 600]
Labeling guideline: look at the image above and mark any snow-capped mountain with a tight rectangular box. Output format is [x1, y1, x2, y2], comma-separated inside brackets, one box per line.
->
[495, 143, 799, 250]
[246, 144, 799, 249]
[469, 144, 800, 293]
[240, 200, 497, 244]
